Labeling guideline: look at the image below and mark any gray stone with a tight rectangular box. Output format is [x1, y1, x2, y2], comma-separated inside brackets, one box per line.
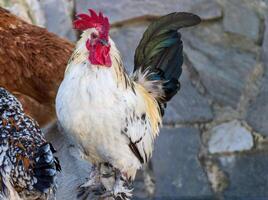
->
[133, 171, 149, 200]
[152, 127, 212, 198]
[208, 120, 254, 154]
[1, 0, 46, 26]
[25, 0, 46, 26]
[183, 23, 258, 108]
[63, 0, 75, 17]
[133, 164, 155, 200]
[75, 0, 212, 23]
[163, 68, 213, 124]
[246, 15, 268, 136]
[40, 0, 77, 41]
[218, 153, 268, 198]
[110, 25, 146, 73]
[263, 15, 268, 63]
[191, 0, 223, 21]
[246, 79, 268, 136]
[222, 0, 261, 41]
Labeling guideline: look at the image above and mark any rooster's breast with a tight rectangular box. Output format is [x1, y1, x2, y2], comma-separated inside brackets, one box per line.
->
[55, 64, 138, 167]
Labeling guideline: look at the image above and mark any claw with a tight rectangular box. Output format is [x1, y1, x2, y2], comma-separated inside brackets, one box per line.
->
[112, 169, 133, 200]
[77, 165, 105, 200]
[77, 183, 106, 200]
[77, 164, 133, 200]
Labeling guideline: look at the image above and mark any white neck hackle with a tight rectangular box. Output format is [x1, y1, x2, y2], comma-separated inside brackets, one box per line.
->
[65, 29, 131, 89]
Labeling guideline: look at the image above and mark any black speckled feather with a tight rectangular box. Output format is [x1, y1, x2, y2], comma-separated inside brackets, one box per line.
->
[0, 87, 61, 200]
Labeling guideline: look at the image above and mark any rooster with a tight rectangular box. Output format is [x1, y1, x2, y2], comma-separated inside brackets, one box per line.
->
[56, 9, 200, 199]
[0, 87, 61, 199]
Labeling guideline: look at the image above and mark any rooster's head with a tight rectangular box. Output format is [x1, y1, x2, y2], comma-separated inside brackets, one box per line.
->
[74, 9, 111, 67]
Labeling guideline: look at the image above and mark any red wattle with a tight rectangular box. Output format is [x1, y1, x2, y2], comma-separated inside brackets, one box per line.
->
[87, 41, 111, 67]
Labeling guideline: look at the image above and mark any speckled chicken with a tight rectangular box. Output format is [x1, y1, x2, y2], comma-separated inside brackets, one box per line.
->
[0, 87, 61, 200]
[56, 9, 200, 199]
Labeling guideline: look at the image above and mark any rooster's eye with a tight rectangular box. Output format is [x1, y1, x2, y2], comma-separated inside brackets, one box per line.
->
[91, 33, 98, 39]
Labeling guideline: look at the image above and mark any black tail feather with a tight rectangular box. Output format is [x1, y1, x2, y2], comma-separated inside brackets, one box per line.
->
[133, 12, 201, 114]
[33, 143, 61, 193]
[162, 78, 180, 102]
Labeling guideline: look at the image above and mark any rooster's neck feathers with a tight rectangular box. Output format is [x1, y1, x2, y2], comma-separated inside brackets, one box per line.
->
[66, 32, 132, 89]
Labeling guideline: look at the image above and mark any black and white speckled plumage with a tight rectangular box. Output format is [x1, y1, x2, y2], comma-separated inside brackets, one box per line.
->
[0, 87, 61, 200]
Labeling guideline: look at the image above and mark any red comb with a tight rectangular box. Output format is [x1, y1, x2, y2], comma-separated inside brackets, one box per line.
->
[73, 9, 110, 39]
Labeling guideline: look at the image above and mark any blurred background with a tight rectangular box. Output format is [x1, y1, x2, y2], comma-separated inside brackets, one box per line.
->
[1, 0, 268, 199]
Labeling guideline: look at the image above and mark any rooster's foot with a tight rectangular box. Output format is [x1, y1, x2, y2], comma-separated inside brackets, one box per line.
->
[77, 165, 105, 200]
[100, 168, 133, 200]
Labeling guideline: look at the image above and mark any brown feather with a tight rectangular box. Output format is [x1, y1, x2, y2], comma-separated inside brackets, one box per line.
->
[0, 8, 74, 127]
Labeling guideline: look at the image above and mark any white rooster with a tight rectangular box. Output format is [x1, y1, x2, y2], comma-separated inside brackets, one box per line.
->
[56, 9, 200, 200]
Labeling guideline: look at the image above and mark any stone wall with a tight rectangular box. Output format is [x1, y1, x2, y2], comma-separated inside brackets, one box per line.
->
[2, 0, 268, 199]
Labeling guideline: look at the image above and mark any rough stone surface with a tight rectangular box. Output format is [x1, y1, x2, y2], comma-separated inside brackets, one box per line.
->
[208, 120, 254, 154]
[218, 153, 268, 198]
[163, 68, 213, 124]
[152, 127, 212, 198]
[183, 23, 258, 108]
[133, 170, 149, 200]
[133, 165, 155, 200]
[191, 0, 222, 21]
[110, 25, 146, 73]
[75, 0, 215, 23]
[246, 14, 268, 136]
[40, 0, 77, 41]
[222, 0, 260, 41]
[25, 0, 46, 26]
[1, 0, 46, 26]
[246, 74, 268, 136]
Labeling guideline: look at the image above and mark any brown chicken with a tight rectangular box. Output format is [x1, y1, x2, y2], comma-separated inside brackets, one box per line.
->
[0, 7, 74, 127]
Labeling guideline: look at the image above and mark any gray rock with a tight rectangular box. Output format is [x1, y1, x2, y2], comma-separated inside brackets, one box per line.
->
[208, 120, 254, 154]
[152, 127, 212, 198]
[40, 0, 77, 41]
[1, 0, 46, 26]
[75, 0, 213, 23]
[110, 26, 146, 73]
[133, 164, 155, 200]
[163, 67, 213, 124]
[222, 0, 261, 41]
[246, 78, 268, 136]
[183, 23, 258, 108]
[218, 153, 268, 198]
[25, 0, 46, 26]
[191, 0, 223, 21]
[263, 15, 268, 63]
[246, 15, 268, 136]
[133, 171, 149, 200]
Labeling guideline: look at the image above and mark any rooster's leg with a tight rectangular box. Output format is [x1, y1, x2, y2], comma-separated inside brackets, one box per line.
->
[100, 168, 133, 200]
[113, 169, 133, 200]
[77, 164, 105, 200]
